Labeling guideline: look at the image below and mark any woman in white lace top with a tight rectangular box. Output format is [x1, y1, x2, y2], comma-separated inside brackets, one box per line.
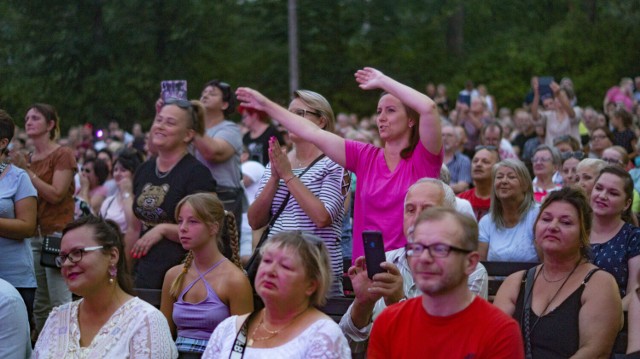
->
[33, 216, 177, 358]
[202, 231, 350, 358]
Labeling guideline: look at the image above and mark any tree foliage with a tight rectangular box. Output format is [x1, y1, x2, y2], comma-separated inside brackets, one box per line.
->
[1, 0, 639, 133]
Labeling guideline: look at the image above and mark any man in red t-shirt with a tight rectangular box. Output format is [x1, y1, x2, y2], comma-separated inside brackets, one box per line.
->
[458, 147, 500, 221]
[369, 208, 524, 359]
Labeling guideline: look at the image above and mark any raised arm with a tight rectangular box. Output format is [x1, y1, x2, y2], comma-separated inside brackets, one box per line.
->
[236, 88, 347, 167]
[530, 77, 541, 123]
[355, 67, 441, 155]
[550, 82, 576, 118]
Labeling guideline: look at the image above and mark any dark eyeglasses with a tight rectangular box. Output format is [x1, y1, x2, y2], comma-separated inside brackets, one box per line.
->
[291, 108, 321, 118]
[164, 97, 196, 129]
[405, 242, 472, 258]
[475, 145, 498, 152]
[601, 157, 623, 166]
[55, 246, 104, 268]
[82, 168, 92, 173]
[561, 151, 585, 161]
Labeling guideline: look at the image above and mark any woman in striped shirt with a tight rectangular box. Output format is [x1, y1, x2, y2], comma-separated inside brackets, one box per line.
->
[248, 90, 349, 297]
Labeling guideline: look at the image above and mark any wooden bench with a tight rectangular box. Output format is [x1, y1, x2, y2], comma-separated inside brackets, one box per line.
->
[135, 288, 354, 324]
[480, 261, 539, 299]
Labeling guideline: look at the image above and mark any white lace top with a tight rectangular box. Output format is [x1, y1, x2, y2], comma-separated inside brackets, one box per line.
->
[33, 297, 178, 359]
[202, 315, 351, 359]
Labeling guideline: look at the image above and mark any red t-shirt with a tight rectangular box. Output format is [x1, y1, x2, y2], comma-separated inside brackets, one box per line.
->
[369, 296, 524, 359]
[458, 188, 491, 221]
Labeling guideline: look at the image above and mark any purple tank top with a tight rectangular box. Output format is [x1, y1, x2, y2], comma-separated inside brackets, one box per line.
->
[172, 259, 231, 340]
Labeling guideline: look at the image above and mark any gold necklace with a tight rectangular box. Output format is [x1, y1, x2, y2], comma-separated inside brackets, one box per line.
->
[247, 308, 308, 347]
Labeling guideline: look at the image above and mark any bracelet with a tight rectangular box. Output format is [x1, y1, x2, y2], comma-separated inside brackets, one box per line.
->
[285, 176, 295, 185]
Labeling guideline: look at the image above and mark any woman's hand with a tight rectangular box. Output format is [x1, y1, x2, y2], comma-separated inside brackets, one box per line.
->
[131, 225, 164, 258]
[531, 76, 539, 93]
[236, 87, 271, 112]
[9, 150, 29, 170]
[355, 67, 386, 90]
[268, 137, 293, 181]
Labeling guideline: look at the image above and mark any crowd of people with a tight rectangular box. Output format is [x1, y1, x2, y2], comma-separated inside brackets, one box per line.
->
[0, 70, 639, 358]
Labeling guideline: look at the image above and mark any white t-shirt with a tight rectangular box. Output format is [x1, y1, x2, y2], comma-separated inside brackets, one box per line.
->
[479, 205, 540, 262]
[240, 161, 265, 257]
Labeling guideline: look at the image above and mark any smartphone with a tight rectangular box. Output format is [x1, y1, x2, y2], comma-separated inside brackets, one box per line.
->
[457, 94, 471, 107]
[363, 231, 386, 279]
[538, 76, 554, 97]
[160, 80, 188, 102]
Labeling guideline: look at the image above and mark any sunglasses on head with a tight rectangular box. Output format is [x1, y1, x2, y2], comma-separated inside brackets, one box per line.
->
[561, 151, 585, 161]
[164, 98, 197, 129]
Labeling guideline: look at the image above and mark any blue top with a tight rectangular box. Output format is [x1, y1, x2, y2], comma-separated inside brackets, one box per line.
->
[0, 278, 32, 358]
[172, 259, 230, 340]
[591, 222, 640, 297]
[0, 165, 37, 288]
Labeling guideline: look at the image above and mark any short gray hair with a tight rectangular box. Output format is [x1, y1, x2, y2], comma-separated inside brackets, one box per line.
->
[404, 177, 455, 209]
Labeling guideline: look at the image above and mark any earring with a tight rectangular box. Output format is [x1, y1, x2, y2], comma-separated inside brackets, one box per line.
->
[108, 265, 117, 285]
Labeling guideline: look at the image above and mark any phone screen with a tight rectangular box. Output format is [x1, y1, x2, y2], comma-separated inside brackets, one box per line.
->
[363, 231, 386, 279]
[161, 80, 188, 102]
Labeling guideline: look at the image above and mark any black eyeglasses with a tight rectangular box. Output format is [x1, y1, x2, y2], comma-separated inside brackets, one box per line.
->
[291, 108, 321, 118]
[601, 157, 623, 166]
[82, 168, 92, 173]
[561, 151, 585, 161]
[164, 97, 196, 130]
[475, 145, 498, 152]
[55, 246, 104, 268]
[405, 242, 472, 258]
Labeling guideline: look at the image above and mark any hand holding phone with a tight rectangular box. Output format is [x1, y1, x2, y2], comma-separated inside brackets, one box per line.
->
[363, 231, 386, 279]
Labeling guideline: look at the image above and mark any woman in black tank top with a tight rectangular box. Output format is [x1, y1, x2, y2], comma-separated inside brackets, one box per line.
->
[493, 187, 622, 358]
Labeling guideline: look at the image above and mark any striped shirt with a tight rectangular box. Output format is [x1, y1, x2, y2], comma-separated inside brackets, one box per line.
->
[256, 156, 347, 296]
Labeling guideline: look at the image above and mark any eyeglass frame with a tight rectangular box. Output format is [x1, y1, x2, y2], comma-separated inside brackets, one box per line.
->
[405, 242, 472, 258]
[163, 97, 197, 130]
[601, 157, 623, 165]
[560, 151, 585, 161]
[55, 246, 105, 268]
[532, 156, 553, 164]
[291, 108, 322, 118]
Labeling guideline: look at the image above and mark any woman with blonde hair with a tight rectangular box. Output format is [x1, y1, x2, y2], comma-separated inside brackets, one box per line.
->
[479, 159, 540, 262]
[202, 231, 350, 358]
[161, 193, 252, 357]
[127, 99, 216, 290]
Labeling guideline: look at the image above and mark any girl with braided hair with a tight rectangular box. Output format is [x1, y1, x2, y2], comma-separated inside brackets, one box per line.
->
[160, 193, 253, 357]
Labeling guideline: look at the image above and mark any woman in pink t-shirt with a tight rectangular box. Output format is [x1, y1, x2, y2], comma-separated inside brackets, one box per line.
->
[236, 67, 443, 261]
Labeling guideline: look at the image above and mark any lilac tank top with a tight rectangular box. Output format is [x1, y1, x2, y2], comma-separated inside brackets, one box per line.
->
[172, 259, 231, 340]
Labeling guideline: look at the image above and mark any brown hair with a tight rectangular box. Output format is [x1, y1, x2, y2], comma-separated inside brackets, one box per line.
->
[594, 166, 635, 224]
[169, 193, 240, 299]
[62, 216, 134, 295]
[535, 187, 592, 259]
[27, 103, 60, 140]
[379, 92, 420, 159]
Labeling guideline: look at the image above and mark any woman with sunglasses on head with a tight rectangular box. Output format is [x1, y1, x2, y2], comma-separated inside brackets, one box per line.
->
[237, 67, 443, 262]
[478, 159, 541, 262]
[193, 80, 244, 253]
[589, 166, 640, 310]
[10, 103, 76, 335]
[161, 193, 252, 357]
[202, 231, 350, 358]
[126, 99, 216, 290]
[247, 90, 348, 296]
[0, 110, 38, 333]
[494, 187, 622, 359]
[33, 216, 177, 358]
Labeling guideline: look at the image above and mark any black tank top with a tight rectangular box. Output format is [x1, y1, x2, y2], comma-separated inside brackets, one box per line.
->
[513, 268, 600, 359]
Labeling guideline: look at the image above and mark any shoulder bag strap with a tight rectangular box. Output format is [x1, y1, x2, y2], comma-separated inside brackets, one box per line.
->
[522, 266, 538, 359]
[252, 154, 326, 250]
[229, 310, 260, 359]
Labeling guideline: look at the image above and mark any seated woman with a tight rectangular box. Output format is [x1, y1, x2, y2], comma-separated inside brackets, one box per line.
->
[161, 193, 252, 357]
[99, 148, 145, 233]
[247, 90, 349, 296]
[33, 216, 177, 358]
[589, 166, 640, 310]
[531, 145, 562, 202]
[576, 158, 607, 198]
[202, 231, 350, 358]
[560, 151, 584, 187]
[478, 159, 540, 262]
[494, 187, 622, 358]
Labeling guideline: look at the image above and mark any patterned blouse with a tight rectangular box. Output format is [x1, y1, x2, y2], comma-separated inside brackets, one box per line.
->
[591, 222, 640, 297]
